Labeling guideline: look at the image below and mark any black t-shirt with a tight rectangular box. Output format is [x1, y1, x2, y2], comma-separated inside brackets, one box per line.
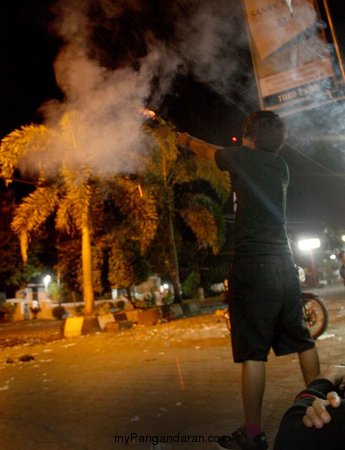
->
[215, 145, 291, 258]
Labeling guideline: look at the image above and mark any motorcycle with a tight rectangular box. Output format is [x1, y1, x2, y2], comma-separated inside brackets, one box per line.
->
[301, 291, 328, 339]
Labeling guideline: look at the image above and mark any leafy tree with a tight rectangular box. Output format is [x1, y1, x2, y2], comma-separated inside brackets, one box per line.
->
[107, 240, 151, 299]
[0, 191, 45, 296]
[100, 175, 157, 298]
[144, 116, 231, 301]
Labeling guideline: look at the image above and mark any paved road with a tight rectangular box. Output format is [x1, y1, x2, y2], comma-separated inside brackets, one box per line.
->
[1, 284, 345, 450]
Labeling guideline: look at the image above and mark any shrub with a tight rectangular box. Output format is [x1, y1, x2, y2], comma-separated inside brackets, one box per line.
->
[182, 272, 200, 299]
[0, 302, 16, 322]
[52, 305, 66, 320]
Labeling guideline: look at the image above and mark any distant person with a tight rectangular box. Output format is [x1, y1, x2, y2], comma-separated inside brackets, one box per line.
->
[338, 250, 345, 286]
[178, 110, 320, 450]
[274, 364, 345, 450]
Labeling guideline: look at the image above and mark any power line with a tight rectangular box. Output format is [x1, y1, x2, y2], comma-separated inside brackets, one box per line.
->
[285, 141, 345, 182]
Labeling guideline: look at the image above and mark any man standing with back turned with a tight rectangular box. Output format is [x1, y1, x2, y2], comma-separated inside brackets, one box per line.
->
[178, 111, 320, 450]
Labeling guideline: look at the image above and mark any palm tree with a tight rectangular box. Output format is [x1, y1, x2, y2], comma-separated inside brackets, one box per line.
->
[0, 119, 158, 315]
[0, 135, 96, 314]
[144, 115, 231, 301]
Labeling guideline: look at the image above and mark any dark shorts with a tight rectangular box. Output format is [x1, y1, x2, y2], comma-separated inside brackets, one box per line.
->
[228, 255, 315, 363]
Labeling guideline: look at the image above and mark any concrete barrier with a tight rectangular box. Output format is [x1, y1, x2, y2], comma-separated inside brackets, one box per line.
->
[64, 317, 84, 338]
[97, 313, 116, 331]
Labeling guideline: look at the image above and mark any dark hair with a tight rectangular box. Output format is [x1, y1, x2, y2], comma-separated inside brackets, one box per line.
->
[243, 110, 287, 153]
[338, 250, 345, 260]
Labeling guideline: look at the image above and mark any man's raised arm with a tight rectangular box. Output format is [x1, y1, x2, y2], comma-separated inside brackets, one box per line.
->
[177, 132, 223, 161]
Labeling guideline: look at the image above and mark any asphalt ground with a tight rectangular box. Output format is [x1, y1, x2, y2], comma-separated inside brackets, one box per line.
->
[0, 284, 345, 450]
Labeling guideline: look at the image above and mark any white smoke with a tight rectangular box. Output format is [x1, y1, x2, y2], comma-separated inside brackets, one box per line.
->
[31, 1, 149, 175]
[173, 0, 247, 96]
[21, 0, 248, 177]
[18, 0, 344, 179]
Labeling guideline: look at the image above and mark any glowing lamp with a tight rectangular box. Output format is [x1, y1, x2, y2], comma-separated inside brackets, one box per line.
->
[43, 274, 52, 292]
[298, 238, 321, 251]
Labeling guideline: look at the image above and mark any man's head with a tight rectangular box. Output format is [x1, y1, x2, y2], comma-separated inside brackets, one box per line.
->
[242, 110, 287, 153]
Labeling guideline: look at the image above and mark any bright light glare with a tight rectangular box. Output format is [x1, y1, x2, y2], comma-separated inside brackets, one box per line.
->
[43, 274, 52, 290]
[342, 235, 345, 242]
[43, 274, 52, 284]
[330, 254, 337, 260]
[163, 283, 169, 290]
[298, 238, 321, 251]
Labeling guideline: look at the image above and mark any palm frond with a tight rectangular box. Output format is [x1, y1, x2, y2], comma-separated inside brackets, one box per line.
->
[180, 193, 226, 254]
[175, 156, 231, 202]
[55, 197, 76, 234]
[145, 122, 231, 202]
[0, 124, 49, 180]
[144, 122, 180, 184]
[107, 177, 158, 252]
[11, 186, 59, 263]
[11, 186, 59, 235]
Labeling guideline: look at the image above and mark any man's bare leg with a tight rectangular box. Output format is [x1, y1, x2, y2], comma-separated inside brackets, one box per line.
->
[298, 346, 320, 386]
[242, 360, 265, 427]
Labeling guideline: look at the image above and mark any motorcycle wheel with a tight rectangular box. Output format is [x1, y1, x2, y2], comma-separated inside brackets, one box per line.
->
[302, 294, 329, 339]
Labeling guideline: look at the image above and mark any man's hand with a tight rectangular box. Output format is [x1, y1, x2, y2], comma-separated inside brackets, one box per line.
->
[177, 132, 191, 148]
[176, 132, 219, 160]
[303, 392, 341, 428]
[302, 365, 345, 429]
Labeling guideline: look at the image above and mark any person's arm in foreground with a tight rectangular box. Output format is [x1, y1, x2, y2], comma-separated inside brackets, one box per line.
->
[303, 366, 344, 428]
[274, 365, 345, 450]
[177, 132, 223, 161]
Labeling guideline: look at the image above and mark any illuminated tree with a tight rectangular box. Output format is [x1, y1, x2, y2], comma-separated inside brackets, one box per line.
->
[100, 176, 157, 297]
[144, 116, 230, 301]
[0, 122, 96, 315]
[54, 176, 157, 302]
[0, 185, 56, 295]
[0, 120, 158, 314]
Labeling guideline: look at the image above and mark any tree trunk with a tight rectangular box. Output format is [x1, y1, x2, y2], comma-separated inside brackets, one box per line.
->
[81, 223, 94, 316]
[126, 286, 132, 301]
[19, 231, 28, 265]
[161, 151, 181, 303]
[167, 203, 182, 303]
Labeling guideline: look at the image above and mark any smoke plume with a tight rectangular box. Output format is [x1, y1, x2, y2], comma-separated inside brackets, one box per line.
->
[21, 0, 249, 177]
[18, 0, 345, 180]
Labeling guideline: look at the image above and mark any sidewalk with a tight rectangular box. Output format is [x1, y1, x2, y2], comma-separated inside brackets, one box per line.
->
[0, 285, 344, 450]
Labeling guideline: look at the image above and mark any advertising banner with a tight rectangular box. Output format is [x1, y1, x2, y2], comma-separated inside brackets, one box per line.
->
[242, 0, 345, 115]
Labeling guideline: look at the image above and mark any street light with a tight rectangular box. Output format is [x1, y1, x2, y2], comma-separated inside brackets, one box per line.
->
[298, 238, 321, 251]
[298, 238, 321, 287]
[43, 274, 52, 293]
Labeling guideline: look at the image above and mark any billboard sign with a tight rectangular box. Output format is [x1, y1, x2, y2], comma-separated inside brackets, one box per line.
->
[242, 0, 345, 115]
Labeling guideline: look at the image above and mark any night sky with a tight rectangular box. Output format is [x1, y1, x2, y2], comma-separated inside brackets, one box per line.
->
[1, 0, 345, 233]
